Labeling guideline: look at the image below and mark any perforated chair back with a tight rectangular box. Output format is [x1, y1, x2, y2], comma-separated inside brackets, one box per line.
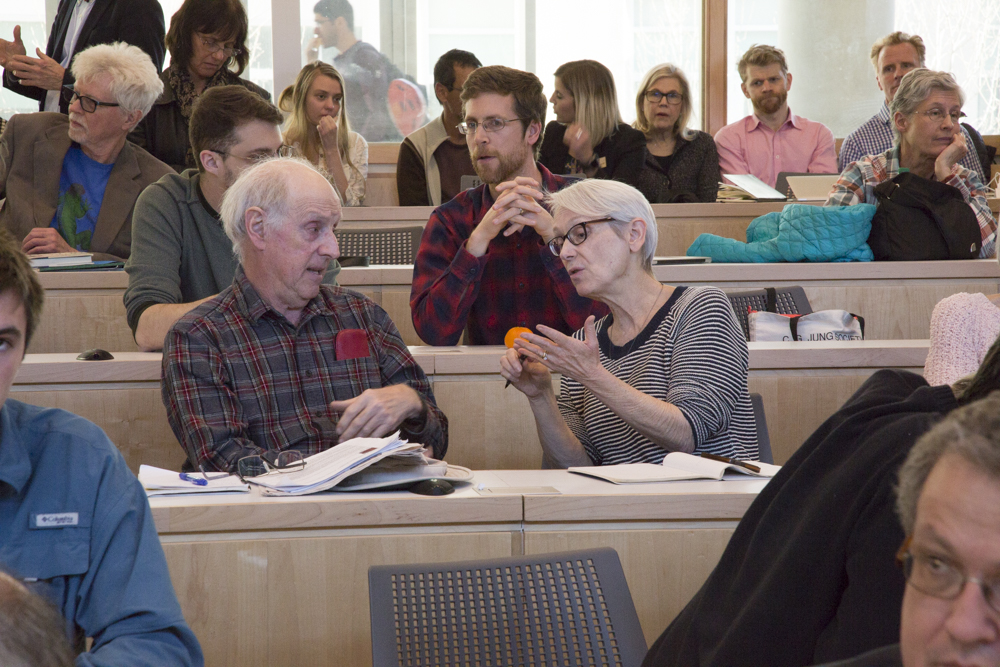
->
[368, 547, 647, 667]
[336, 226, 423, 265]
[749, 392, 773, 464]
[727, 286, 812, 340]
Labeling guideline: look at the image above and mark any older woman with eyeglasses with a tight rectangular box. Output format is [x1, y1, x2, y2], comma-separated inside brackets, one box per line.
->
[631, 63, 720, 203]
[129, 0, 270, 172]
[501, 179, 758, 468]
[826, 68, 996, 258]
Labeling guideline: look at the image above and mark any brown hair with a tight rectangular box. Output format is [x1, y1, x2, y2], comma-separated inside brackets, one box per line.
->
[460, 65, 547, 157]
[165, 0, 250, 76]
[189, 85, 283, 172]
[0, 230, 44, 353]
[737, 44, 788, 83]
[0, 571, 74, 667]
[870, 31, 926, 71]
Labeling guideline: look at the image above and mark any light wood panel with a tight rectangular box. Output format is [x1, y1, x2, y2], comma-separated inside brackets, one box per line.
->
[163, 533, 514, 667]
[524, 528, 735, 645]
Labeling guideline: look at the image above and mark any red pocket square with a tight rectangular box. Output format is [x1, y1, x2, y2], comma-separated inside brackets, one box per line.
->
[335, 329, 371, 360]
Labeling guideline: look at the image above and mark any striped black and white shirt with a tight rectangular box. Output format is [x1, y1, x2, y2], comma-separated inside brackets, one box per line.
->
[557, 286, 758, 465]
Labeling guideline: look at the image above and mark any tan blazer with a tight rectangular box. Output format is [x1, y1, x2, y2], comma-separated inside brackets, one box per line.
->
[0, 112, 172, 261]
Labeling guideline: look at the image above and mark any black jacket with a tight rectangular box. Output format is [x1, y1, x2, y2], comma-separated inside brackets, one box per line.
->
[128, 71, 271, 173]
[2, 0, 165, 112]
[643, 370, 957, 667]
[634, 130, 721, 203]
[538, 121, 646, 190]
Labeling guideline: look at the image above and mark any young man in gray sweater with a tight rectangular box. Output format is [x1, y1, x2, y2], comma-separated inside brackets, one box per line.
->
[124, 85, 339, 351]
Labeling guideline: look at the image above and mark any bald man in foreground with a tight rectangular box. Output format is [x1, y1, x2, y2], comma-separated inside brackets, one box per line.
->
[161, 158, 447, 473]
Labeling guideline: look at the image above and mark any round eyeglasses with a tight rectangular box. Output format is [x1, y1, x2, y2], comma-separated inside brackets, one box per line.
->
[199, 36, 241, 58]
[547, 217, 615, 256]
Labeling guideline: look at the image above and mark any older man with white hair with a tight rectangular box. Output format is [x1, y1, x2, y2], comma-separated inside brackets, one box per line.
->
[0, 41, 170, 260]
[161, 157, 447, 473]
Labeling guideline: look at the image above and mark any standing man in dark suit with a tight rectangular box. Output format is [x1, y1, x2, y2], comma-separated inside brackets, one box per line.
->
[0, 0, 165, 113]
[0, 42, 171, 261]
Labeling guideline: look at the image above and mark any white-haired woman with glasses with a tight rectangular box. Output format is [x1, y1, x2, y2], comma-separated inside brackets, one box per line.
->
[501, 179, 758, 467]
[826, 69, 996, 258]
[538, 60, 646, 190]
[632, 63, 720, 203]
[278, 62, 368, 206]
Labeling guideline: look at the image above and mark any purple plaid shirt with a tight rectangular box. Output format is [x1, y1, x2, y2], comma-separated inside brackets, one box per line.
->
[410, 163, 608, 345]
[163, 268, 447, 472]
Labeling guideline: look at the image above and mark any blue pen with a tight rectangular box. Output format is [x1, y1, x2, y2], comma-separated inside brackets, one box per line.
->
[179, 473, 208, 486]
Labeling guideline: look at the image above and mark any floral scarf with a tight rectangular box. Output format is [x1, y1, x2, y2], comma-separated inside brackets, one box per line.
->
[166, 62, 242, 120]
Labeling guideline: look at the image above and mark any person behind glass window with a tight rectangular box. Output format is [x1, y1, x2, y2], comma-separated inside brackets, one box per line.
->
[825, 69, 996, 259]
[500, 178, 758, 468]
[278, 61, 368, 207]
[838, 32, 987, 181]
[631, 63, 720, 203]
[714, 44, 837, 188]
[396, 49, 482, 206]
[130, 0, 270, 172]
[537, 60, 646, 190]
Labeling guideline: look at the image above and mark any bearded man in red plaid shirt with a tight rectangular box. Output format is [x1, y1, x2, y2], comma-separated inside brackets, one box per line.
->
[162, 158, 446, 473]
[410, 65, 607, 346]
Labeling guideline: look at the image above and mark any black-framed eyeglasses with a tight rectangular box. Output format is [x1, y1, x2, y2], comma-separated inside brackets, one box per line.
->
[62, 84, 120, 113]
[547, 217, 615, 256]
[199, 35, 241, 58]
[457, 117, 529, 135]
[896, 535, 1000, 614]
[644, 90, 683, 106]
[236, 450, 306, 484]
[210, 145, 295, 161]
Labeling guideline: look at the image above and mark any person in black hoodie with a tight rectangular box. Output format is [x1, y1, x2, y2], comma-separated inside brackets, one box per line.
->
[642, 333, 1000, 667]
[538, 60, 646, 190]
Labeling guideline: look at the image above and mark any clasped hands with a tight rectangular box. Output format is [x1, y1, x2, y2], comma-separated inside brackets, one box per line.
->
[500, 316, 604, 398]
[2, 27, 65, 91]
[467, 176, 555, 257]
[328, 384, 424, 441]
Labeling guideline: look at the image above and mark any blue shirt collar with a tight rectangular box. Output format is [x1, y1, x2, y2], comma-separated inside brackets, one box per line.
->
[0, 402, 33, 495]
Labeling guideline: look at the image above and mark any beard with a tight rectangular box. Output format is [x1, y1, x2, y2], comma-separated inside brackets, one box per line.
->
[753, 90, 787, 116]
[471, 141, 532, 186]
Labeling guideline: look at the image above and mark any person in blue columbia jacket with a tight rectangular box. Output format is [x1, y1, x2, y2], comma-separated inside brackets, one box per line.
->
[0, 228, 203, 666]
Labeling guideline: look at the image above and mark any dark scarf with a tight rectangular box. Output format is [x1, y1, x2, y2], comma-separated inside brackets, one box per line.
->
[166, 62, 241, 120]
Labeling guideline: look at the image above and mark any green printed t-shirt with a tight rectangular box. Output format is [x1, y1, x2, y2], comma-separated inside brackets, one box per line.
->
[50, 145, 114, 251]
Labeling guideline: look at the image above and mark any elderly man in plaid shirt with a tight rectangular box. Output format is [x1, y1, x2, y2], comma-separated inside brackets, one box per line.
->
[410, 65, 607, 346]
[162, 157, 447, 473]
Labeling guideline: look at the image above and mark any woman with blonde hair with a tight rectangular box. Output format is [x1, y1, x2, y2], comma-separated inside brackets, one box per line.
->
[633, 63, 719, 203]
[278, 61, 368, 206]
[538, 60, 646, 189]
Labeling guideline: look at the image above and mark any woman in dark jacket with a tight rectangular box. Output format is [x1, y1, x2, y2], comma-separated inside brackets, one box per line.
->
[632, 63, 719, 203]
[538, 60, 646, 189]
[129, 0, 270, 172]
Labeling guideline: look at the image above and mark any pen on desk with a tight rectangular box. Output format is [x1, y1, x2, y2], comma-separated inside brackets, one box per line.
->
[697, 452, 761, 473]
[179, 472, 208, 486]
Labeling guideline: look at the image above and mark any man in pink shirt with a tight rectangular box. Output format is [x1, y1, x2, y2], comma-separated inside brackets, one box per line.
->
[715, 44, 837, 188]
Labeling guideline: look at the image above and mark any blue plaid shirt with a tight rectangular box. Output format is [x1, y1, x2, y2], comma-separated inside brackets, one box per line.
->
[839, 102, 986, 181]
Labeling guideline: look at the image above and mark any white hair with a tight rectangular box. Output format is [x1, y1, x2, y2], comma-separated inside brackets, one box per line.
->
[890, 69, 965, 142]
[545, 179, 658, 273]
[220, 157, 335, 263]
[70, 42, 163, 118]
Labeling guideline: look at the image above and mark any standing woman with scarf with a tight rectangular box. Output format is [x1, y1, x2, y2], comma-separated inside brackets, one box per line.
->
[130, 0, 270, 172]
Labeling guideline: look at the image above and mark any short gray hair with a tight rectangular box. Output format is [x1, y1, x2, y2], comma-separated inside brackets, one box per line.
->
[71, 42, 163, 118]
[889, 69, 964, 142]
[545, 179, 658, 274]
[220, 157, 334, 263]
[896, 391, 1000, 535]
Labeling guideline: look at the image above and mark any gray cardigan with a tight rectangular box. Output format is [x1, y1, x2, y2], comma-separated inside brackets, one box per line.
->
[123, 169, 339, 333]
[634, 130, 720, 203]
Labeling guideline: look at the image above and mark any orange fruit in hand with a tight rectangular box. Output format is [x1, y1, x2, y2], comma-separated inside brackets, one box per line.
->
[504, 327, 532, 349]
